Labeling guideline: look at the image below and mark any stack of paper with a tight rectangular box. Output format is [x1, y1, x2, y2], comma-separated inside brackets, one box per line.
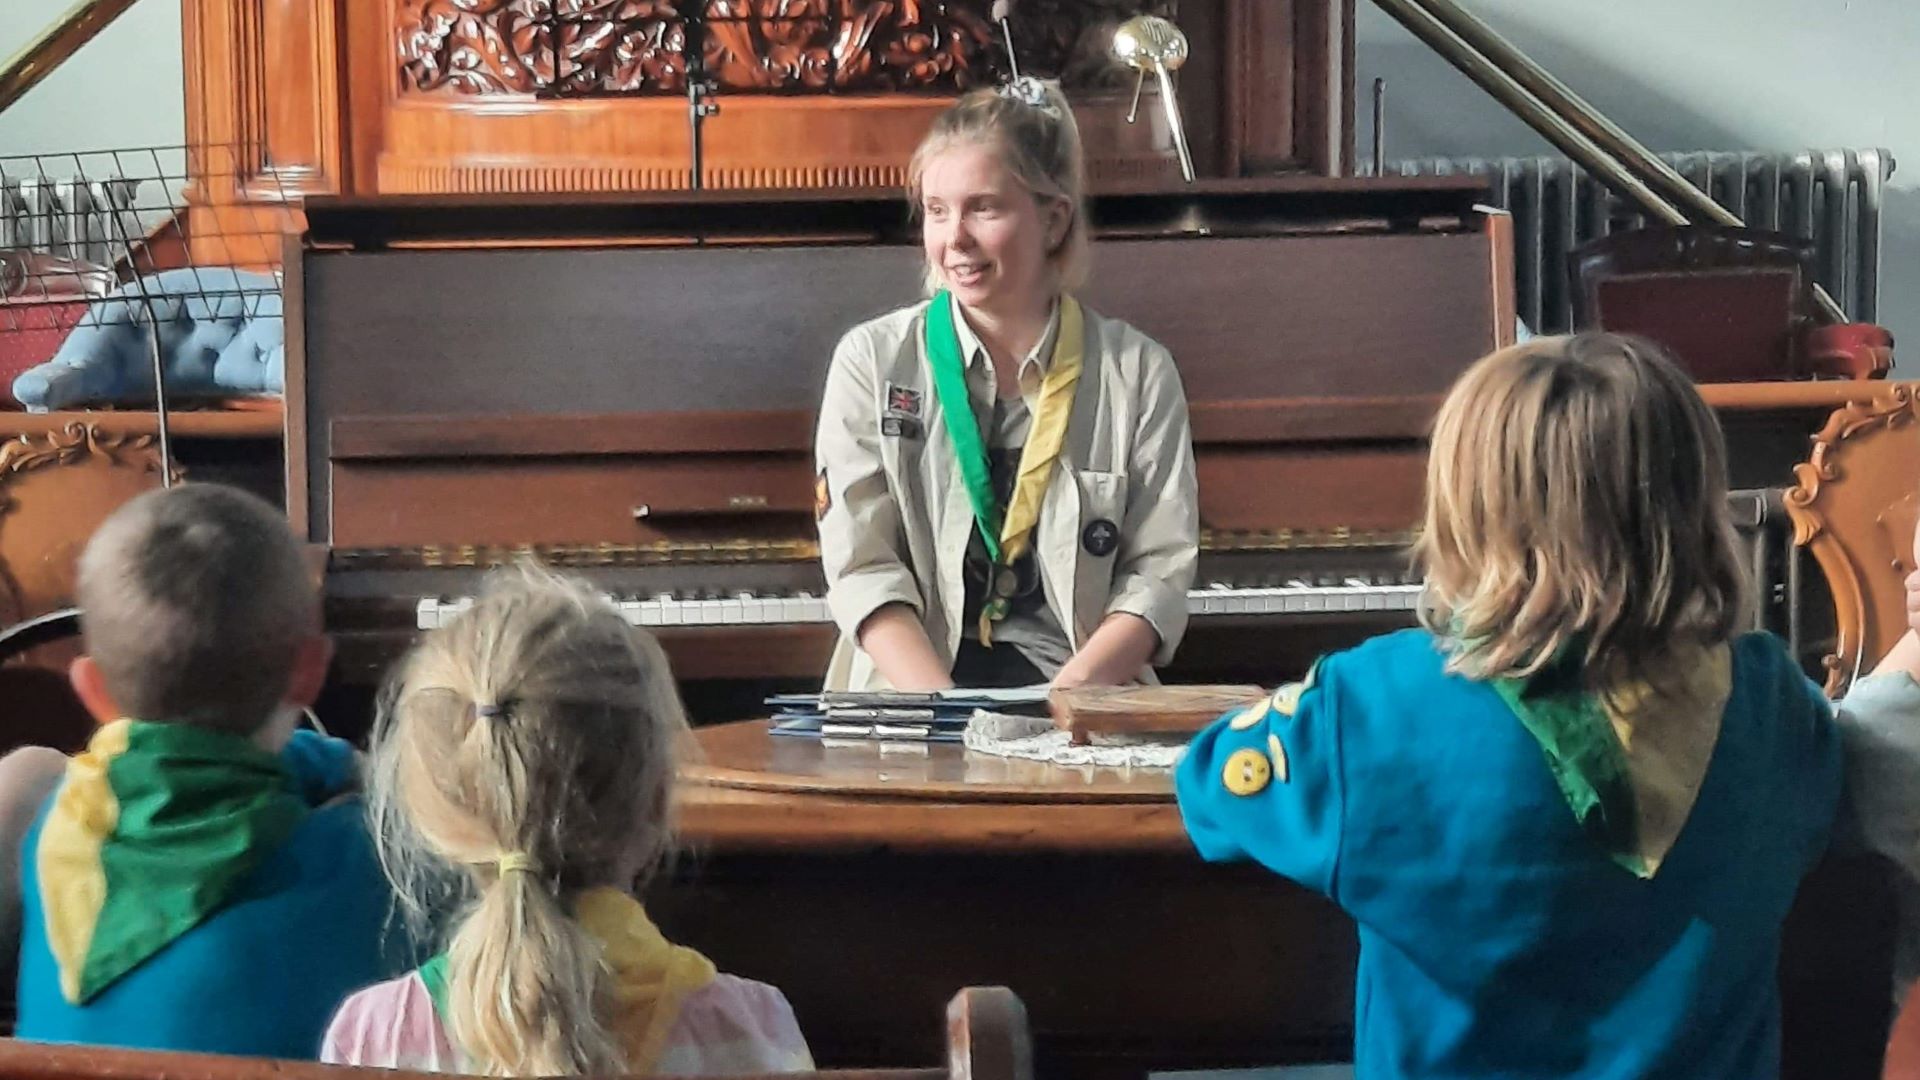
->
[768, 687, 1052, 743]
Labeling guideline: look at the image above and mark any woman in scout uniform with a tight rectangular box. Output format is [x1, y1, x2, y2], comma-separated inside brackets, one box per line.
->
[323, 566, 810, 1076]
[814, 78, 1199, 691]
[1178, 334, 1840, 1079]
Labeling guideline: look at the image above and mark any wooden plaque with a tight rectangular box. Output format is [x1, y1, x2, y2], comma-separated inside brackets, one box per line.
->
[1049, 683, 1265, 743]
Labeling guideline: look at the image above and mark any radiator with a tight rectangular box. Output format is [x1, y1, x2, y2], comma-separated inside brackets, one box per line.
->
[1387, 149, 1895, 334]
[0, 178, 141, 268]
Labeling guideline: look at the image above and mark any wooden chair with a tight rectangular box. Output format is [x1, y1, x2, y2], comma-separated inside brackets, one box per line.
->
[1570, 226, 1888, 382]
[0, 987, 1032, 1080]
[1784, 384, 1920, 696]
[0, 418, 170, 754]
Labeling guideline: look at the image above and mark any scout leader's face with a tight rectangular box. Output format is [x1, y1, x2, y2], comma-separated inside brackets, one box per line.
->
[919, 140, 1069, 317]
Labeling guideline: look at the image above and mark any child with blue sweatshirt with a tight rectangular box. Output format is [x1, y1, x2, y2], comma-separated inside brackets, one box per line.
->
[1179, 334, 1840, 1079]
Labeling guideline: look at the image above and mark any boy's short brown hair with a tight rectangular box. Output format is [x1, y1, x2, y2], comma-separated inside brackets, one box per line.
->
[75, 483, 317, 734]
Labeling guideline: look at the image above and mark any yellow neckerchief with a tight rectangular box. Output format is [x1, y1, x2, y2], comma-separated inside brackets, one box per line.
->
[420, 887, 717, 1074]
[574, 887, 719, 1073]
[1601, 642, 1731, 876]
[929, 291, 1086, 645]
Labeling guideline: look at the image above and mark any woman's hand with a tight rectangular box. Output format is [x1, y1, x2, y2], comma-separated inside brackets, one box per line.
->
[1052, 612, 1159, 688]
[856, 604, 956, 690]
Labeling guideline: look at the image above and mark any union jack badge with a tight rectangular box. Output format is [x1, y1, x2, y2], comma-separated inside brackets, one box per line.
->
[885, 383, 923, 418]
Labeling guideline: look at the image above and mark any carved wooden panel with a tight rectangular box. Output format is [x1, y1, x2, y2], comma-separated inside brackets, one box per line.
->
[179, 0, 1343, 206]
[184, 0, 344, 198]
[395, 0, 1172, 96]
[182, 0, 344, 266]
[1784, 383, 1920, 696]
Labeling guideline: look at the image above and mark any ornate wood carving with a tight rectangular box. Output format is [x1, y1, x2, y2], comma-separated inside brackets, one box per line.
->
[0, 422, 174, 633]
[1783, 384, 1920, 696]
[395, 0, 1171, 96]
[177, 0, 1339, 205]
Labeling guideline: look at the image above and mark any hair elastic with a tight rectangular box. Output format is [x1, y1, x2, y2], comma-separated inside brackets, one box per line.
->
[496, 852, 539, 877]
[997, 76, 1061, 117]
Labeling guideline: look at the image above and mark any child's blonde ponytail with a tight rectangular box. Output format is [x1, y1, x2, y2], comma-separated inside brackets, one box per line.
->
[445, 865, 625, 1076]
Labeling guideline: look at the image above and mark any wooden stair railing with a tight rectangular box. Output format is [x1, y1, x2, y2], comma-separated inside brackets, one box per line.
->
[0, 0, 143, 117]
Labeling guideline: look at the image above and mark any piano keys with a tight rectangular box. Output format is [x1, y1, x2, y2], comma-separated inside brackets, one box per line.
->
[409, 574, 1427, 630]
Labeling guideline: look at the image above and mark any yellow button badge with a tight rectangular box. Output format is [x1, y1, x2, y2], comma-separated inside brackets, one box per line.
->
[1222, 747, 1272, 796]
[1270, 682, 1304, 716]
[1228, 702, 1267, 730]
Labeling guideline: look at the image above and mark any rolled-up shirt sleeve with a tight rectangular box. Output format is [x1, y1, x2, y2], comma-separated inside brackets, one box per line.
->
[816, 328, 925, 639]
[1835, 672, 1920, 872]
[1105, 346, 1198, 664]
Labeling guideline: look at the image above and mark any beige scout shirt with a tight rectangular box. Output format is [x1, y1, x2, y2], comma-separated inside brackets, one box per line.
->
[814, 294, 1200, 692]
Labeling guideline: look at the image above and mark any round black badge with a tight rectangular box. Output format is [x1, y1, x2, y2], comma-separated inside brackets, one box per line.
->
[1082, 518, 1120, 557]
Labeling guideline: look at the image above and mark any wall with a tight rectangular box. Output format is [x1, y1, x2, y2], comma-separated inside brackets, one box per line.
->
[1353, 0, 1920, 350]
[0, 0, 186, 156]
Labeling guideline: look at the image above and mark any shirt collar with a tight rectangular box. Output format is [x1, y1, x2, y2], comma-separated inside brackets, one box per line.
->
[948, 293, 1061, 391]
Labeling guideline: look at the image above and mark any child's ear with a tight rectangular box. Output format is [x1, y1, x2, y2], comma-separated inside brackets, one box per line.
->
[68, 657, 122, 725]
[283, 635, 335, 709]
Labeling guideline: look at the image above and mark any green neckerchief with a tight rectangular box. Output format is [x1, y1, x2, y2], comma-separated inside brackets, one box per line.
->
[38, 718, 307, 1003]
[419, 952, 452, 1019]
[925, 290, 1006, 563]
[1490, 646, 1645, 876]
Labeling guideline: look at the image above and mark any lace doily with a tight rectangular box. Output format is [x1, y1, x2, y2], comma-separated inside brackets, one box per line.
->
[963, 711, 1188, 769]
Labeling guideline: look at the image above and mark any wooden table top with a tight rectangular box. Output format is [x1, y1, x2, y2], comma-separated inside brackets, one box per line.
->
[673, 721, 1190, 855]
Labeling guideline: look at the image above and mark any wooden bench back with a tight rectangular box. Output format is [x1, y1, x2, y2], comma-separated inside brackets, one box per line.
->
[0, 987, 1030, 1080]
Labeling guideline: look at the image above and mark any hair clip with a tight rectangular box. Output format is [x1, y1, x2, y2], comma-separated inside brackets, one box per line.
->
[998, 76, 1061, 117]
[496, 851, 539, 877]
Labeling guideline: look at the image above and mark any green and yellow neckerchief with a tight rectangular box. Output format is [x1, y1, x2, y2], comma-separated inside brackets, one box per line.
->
[1493, 642, 1730, 878]
[924, 290, 1085, 645]
[418, 887, 717, 1074]
[38, 718, 307, 1003]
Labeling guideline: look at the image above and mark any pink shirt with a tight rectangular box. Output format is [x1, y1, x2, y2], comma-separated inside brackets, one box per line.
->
[322, 971, 813, 1075]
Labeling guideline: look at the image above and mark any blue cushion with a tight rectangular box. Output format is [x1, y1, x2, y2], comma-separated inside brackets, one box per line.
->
[11, 268, 283, 411]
